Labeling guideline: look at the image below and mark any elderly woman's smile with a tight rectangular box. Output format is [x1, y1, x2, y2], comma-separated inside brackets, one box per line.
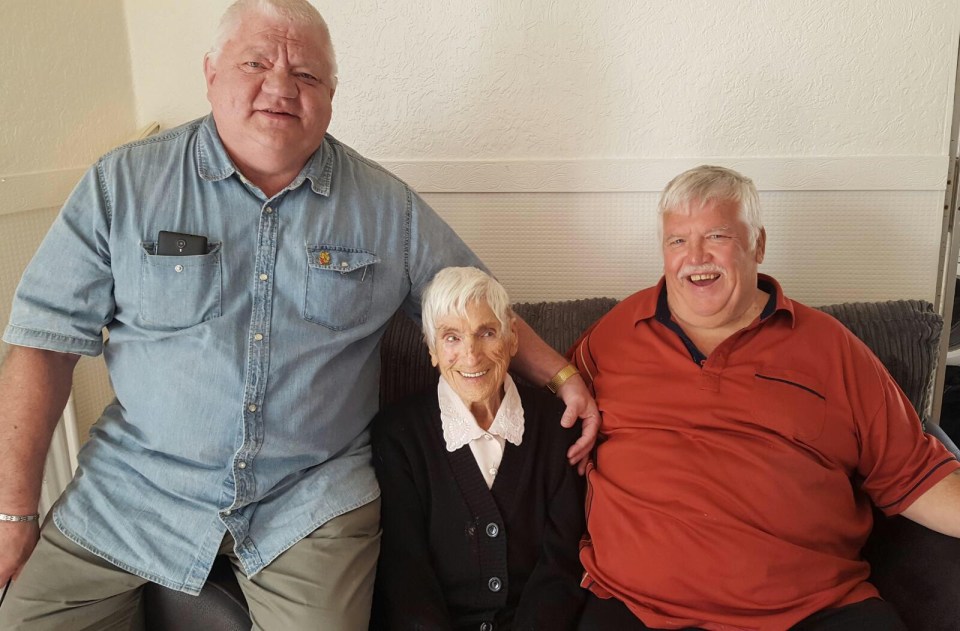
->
[429, 300, 518, 429]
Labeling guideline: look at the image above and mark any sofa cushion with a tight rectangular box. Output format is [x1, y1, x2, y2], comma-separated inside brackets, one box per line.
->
[382, 297, 941, 423]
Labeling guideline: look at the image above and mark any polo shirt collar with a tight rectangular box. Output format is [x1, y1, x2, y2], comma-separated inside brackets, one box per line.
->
[438, 373, 525, 452]
[634, 273, 796, 327]
[195, 114, 333, 197]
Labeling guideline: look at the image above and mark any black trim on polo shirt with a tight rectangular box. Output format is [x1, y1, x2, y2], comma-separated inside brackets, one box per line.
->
[758, 278, 778, 320]
[656, 288, 707, 364]
[657, 278, 780, 365]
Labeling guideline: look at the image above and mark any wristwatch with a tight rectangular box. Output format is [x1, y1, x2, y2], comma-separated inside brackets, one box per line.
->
[546, 364, 580, 393]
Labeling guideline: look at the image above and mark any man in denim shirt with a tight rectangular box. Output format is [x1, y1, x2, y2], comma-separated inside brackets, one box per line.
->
[0, 1, 598, 628]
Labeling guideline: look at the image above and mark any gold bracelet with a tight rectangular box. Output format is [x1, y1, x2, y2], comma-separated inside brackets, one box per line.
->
[546, 364, 580, 393]
[0, 512, 39, 523]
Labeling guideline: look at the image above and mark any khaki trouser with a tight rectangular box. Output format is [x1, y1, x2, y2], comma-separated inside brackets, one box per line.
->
[0, 498, 381, 631]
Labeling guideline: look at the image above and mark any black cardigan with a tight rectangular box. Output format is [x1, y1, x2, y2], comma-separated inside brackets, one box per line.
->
[370, 384, 587, 630]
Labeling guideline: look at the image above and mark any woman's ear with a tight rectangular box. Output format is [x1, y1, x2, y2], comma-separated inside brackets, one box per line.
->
[508, 317, 519, 358]
[429, 348, 439, 368]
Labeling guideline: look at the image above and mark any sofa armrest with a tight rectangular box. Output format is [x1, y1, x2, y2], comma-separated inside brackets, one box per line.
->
[863, 511, 960, 631]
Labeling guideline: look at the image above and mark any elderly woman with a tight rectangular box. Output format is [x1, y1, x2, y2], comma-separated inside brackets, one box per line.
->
[371, 267, 587, 630]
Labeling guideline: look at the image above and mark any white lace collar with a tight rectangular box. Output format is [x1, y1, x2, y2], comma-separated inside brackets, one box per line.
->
[438, 373, 525, 452]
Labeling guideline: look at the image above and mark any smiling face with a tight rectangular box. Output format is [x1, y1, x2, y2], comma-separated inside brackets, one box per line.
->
[662, 198, 766, 332]
[203, 9, 335, 174]
[430, 300, 519, 427]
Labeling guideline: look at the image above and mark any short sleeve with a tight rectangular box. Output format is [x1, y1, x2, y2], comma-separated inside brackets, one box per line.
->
[3, 163, 115, 356]
[401, 190, 488, 321]
[854, 345, 960, 514]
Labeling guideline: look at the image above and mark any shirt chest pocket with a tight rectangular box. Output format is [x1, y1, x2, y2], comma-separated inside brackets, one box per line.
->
[750, 366, 826, 443]
[303, 245, 380, 330]
[139, 242, 222, 330]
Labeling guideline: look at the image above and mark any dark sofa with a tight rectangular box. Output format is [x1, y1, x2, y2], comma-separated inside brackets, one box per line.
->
[144, 297, 960, 630]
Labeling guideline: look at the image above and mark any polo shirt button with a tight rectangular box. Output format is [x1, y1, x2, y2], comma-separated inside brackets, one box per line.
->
[485, 522, 499, 538]
[480, 623, 494, 631]
[487, 576, 502, 592]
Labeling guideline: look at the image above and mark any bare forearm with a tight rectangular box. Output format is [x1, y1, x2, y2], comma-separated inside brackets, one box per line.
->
[900, 470, 960, 538]
[510, 317, 600, 467]
[0, 346, 79, 514]
[510, 317, 567, 387]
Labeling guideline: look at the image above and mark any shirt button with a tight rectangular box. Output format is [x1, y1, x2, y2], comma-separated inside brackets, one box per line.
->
[237, 461, 247, 469]
[222, 510, 232, 516]
[488, 467, 498, 476]
[259, 273, 268, 281]
[480, 623, 494, 631]
[247, 404, 258, 413]
[265, 207, 273, 214]
[253, 333, 263, 341]
[174, 264, 184, 273]
[485, 522, 499, 538]
[483, 434, 493, 441]
[487, 577, 502, 592]
[340, 261, 348, 268]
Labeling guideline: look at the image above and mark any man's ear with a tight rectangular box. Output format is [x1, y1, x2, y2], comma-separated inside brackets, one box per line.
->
[754, 227, 766, 264]
[203, 54, 217, 90]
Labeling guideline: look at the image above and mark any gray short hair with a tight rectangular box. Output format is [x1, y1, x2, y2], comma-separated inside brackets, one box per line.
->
[421, 267, 514, 354]
[657, 165, 763, 249]
[208, 0, 338, 89]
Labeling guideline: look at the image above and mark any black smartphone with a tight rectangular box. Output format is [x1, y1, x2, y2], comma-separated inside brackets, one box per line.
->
[156, 231, 208, 256]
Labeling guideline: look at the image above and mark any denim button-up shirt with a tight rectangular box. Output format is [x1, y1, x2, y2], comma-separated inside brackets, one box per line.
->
[4, 115, 485, 594]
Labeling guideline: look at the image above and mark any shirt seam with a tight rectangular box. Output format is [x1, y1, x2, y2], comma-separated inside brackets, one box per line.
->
[875, 457, 959, 510]
[3, 324, 102, 354]
[54, 508, 205, 595]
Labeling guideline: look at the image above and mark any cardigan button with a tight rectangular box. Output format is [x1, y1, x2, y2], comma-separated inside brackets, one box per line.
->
[480, 623, 494, 631]
[485, 522, 499, 538]
[488, 576, 502, 592]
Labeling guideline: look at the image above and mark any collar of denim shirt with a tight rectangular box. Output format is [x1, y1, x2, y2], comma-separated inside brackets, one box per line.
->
[195, 114, 333, 198]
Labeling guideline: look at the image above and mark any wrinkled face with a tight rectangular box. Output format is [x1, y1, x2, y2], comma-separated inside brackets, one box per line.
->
[662, 198, 765, 330]
[203, 10, 335, 167]
[430, 301, 519, 417]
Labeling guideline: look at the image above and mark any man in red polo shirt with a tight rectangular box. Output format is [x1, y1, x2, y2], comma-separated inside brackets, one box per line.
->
[571, 165, 960, 631]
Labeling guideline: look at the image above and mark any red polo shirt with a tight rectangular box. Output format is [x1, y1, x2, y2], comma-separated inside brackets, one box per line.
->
[571, 275, 958, 631]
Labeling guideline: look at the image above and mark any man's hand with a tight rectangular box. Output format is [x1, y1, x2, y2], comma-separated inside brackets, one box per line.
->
[0, 521, 40, 586]
[556, 374, 600, 474]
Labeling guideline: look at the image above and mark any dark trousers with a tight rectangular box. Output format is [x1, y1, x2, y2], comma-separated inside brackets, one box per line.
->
[577, 593, 907, 631]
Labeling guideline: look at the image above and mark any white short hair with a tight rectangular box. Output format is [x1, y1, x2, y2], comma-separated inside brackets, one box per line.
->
[421, 267, 514, 354]
[658, 165, 763, 249]
[208, 0, 338, 89]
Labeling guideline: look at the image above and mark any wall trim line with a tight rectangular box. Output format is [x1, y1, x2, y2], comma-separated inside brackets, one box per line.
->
[0, 168, 87, 217]
[0, 155, 948, 215]
[383, 156, 949, 193]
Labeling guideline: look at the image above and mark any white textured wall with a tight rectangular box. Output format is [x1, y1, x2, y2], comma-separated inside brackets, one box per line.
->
[120, 0, 959, 305]
[126, 1, 957, 159]
[0, 0, 137, 441]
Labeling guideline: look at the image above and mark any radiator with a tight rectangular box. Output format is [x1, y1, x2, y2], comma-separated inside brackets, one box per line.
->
[38, 393, 81, 519]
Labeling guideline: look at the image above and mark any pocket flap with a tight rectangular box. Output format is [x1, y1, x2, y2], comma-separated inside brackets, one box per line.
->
[306, 245, 380, 273]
